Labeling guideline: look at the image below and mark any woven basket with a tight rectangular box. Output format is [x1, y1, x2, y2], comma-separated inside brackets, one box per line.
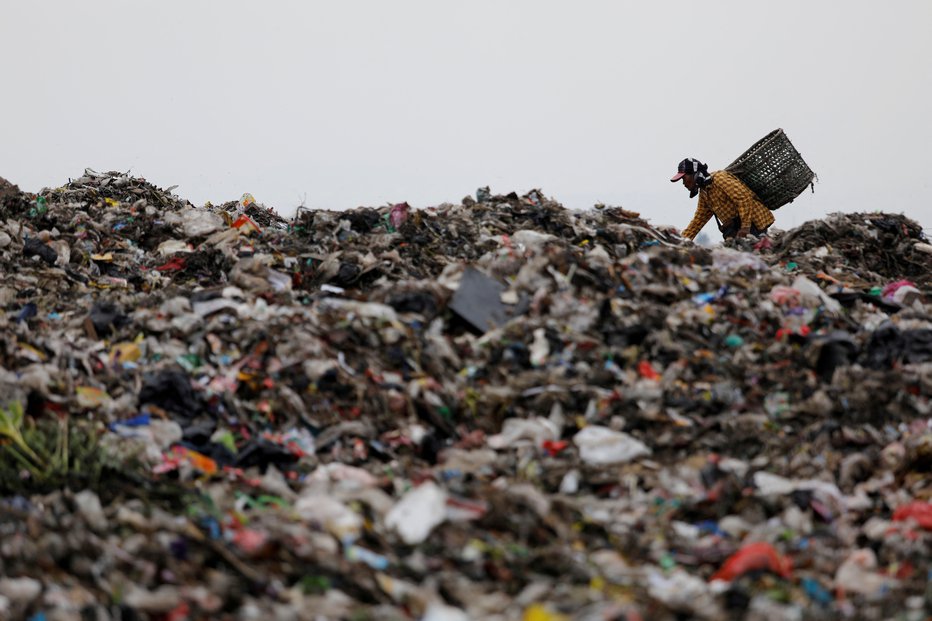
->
[725, 128, 816, 210]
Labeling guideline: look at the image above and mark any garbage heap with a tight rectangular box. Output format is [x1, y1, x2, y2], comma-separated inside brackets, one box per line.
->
[1, 170, 932, 621]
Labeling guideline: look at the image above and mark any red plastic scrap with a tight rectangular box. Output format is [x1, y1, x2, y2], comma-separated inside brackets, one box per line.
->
[893, 501, 932, 530]
[893, 560, 916, 580]
[882, 279, 916, 300]
[775, 325, 811, 340]
[353, 438, 368, 460]
[637, 360, 660, 380]
[232, 214, 261, 234]
[153, 446, 218, 476]
[284, 440, 308, 459]
[542, 440, 569, 456]
[753, 236, 773, 251]
[389, 202, 410, 229]
[337, 406, 362, 419]
[445, 495, 488, 519]
[155, 257, 187, 272]
[709, 541, 793, 582]
[232, 528, 268, 555]
[164, 602, 191, 621]
[153, 452, 183, 475]
[222, 465, 246, 478]
[501, 234, 516, 257]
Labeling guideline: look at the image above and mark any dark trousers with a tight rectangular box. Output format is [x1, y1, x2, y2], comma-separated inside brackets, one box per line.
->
[718, 217, 768, 239]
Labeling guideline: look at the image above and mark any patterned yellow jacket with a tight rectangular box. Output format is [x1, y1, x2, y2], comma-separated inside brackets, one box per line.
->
[681, 170, 775, 239]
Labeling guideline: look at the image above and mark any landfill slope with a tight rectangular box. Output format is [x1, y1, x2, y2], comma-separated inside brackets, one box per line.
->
[1, 171, 932, 620]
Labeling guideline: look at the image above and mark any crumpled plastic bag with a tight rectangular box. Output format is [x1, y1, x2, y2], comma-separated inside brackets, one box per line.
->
[573, 426, 650, 465]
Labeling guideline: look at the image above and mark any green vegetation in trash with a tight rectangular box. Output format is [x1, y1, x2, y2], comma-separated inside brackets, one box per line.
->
[0, 401, 143, 495]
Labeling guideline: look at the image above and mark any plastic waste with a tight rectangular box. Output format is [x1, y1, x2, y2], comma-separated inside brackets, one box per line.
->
[791, 275, 842, 313]
[882, 279, 918, 302]
[389, 202, 410, 229]
[573, 426, 650, 465]
[23, 237, 57, 265]
[893, 501, 932, 530]
[182, 208, 225, 237]
[487, 417, 559, 449]
[385, 481, 448, 544]
[709, 542, 792, 582]
[294, 493, 363, 542]
[122, 585, 183, 614]
[529, 328, 549, 367]
[834, 549, 897, 599]
[422, 601, 470, 621]
[232, 214, 261, 235]
[73, 490, 108, 532]
[239, 193, 256, 210]
[522, 603, 569, 621]
[448, 267, 515, 333]
[0, 577, 42, 606]
[646, 569, 722, 618]
[345, 544, 389, 570]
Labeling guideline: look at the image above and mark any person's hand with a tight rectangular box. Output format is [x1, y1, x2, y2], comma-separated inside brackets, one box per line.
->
[737, 227, 751, 238]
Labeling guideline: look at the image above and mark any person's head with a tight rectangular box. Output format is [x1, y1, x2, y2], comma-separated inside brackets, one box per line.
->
[671, 158, 709, 198]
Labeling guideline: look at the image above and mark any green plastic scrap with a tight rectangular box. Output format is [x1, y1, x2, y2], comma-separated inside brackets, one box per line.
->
[176, 354, 202, 372]
[299, 575, 331, 595]
[724, 334, 744, 348]
[28, 196, 48, 218]
[210, 429, 237, 454]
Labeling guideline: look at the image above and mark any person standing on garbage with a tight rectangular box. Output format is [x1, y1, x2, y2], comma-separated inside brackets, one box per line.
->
[671, 158, 774, 240]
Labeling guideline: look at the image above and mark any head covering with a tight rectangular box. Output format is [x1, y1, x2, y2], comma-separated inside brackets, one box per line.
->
[670, 158, 711, 198]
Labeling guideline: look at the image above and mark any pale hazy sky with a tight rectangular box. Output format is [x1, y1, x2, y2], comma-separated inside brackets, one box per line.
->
[3, 1, 931, 233]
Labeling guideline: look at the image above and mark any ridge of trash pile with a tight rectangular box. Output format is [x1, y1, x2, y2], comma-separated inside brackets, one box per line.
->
[0, 169, 931, 620]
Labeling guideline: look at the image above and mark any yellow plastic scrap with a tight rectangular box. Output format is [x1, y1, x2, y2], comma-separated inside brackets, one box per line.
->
[375, 573, 397, 598]
[17, 342, 48, 363]
[523, 604, 569, 621]
[76, 386, 112, 409]
[104, 198, 120, 208]
[109, 342, 142, 365]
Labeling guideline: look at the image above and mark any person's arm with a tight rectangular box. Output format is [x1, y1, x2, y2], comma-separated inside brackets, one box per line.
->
[681, 192, 713, 240]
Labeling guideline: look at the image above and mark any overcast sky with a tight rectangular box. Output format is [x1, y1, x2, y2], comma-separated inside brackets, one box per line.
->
[3, 1, 931, 234]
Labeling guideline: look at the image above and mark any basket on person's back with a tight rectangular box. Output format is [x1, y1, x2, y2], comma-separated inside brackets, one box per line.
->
[726, 128, 817, 210]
